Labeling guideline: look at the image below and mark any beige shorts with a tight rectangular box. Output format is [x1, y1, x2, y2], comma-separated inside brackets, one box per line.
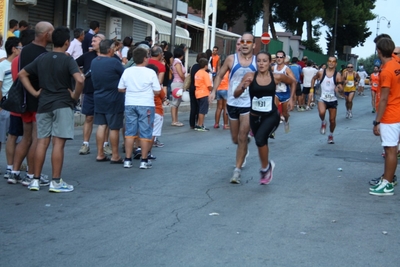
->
[36, 107, 74, 139]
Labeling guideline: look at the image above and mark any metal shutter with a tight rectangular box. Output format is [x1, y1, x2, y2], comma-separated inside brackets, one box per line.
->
[28, 0, 55, 27]
[132, 19, 148, 44]
[87, 1, 108, 34]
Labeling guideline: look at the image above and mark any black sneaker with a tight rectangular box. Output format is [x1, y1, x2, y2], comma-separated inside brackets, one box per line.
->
[369, 174, 397, 186]
[133, 148, 142, 160]
[147, 153, 157, 160]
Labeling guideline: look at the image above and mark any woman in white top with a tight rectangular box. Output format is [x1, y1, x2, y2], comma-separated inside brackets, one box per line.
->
[170, 48, 186, 126]
[121, 36, 133, 65]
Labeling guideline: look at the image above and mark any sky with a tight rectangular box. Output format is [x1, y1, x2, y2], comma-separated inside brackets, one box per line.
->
[254, 0, 399, 60]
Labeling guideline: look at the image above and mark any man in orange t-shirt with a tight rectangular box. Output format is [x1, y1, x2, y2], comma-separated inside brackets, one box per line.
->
[370, 37, 400, 196]
[194, 58, 212, 131]
[211, 46, 220, 79]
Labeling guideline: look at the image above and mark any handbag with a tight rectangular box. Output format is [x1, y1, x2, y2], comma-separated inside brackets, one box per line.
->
[183, 75, 191, 90]
[1, 78, 27, 113]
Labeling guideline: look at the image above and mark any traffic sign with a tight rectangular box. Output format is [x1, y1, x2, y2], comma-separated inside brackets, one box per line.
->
[261, 32, 271, 45]
[374, 58, 381, 66]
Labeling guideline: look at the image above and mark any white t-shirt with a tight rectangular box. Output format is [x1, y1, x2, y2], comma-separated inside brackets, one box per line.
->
[66, 38, 83, 59]
[357, 70, 368, 80]
[302, 67, 318, 87]
[0, 49, 6, 60]
[121, 46, 129, 58]
[118, 66, 160, 106]
[0, 60, 12, 97]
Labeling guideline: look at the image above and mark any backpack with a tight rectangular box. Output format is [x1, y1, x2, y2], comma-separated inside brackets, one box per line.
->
[321, 69, 338, 86]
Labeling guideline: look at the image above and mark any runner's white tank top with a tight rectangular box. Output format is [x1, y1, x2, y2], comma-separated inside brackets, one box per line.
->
[320, 73, 337, 102]
[273, 65, 288, 93]
[227, 53, 257, 107]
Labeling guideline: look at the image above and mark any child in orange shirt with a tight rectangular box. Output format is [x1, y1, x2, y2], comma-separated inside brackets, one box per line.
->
[194, 58, 212, 131]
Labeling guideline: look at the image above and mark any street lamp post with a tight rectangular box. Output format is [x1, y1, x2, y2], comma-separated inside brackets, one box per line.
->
[333, 0, 339, 56]
[376, 15, 391, 37]
[374, 15, 391, 61]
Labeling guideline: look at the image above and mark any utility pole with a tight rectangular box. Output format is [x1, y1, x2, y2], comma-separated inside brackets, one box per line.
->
[170, 0, 178, 52]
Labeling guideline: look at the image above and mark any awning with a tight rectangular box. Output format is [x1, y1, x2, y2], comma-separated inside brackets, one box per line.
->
[117, 0, 241, 40]
[92, 0, 191, 47]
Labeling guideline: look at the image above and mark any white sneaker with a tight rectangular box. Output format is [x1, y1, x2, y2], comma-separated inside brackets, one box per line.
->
[348, 111, 353, 119]
[103, 145, 112, 155]
[124, 160, 132, 168]
[139, 160, 152, 169]
[28, 179, 40, 191]
[284, 122, 290, 133]
[49, 179, 74, 193]
[242, 150, 249, 168]
[7, 173, 22, 184]
[230, 169, 241, 184]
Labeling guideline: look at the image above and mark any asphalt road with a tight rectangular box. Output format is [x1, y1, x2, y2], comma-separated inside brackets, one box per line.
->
[1, 87, 399, 267]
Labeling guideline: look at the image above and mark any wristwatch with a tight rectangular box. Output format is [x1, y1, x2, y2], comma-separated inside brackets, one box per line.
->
[373, 120, 380, 126]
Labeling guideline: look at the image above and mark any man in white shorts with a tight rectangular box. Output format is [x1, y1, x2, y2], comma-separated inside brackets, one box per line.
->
[357, 64, 368, 96]
[370, 37, 400, 196]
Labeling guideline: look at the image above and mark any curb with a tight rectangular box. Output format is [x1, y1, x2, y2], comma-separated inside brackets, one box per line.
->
[74, 100, 218, 126]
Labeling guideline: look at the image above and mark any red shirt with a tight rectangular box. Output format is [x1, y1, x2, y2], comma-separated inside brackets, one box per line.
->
[148, 59, 166, 74]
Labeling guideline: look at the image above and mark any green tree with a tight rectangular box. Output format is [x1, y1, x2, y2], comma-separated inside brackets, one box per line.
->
[323, 0, 376, 58]
[272, 0, 324, 39]
[187, 0, 263, 29]
[358, 54, 376, 74]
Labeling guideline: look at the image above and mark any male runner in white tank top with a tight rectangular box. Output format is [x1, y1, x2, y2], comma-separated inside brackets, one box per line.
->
[311, 56, 343, 144]
[272, 50, 295, 133]
[210, 32, 257, 184]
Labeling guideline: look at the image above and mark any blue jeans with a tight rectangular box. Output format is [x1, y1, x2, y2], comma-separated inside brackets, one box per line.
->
[125, 105, 155, 140]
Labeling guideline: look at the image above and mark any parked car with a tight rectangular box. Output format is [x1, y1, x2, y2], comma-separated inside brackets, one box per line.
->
[365, 76, 370, 85]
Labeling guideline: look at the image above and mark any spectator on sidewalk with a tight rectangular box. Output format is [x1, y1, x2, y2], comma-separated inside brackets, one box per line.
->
[82, 21, 99, 53]
[8, 21, 54, 187]
[118, 47, 160, 169]
[14, 20, 29, 38]
[170, 48, 186, 127]
[66, 28, 84, 59]
[7, 19, 18, 39]
[19, 26, 84, 193]
[91, 39, 125, 163]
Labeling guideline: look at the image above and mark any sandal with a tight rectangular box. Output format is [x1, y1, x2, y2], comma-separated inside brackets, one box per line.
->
[171, 122, 184, 127]
[110, 158, 124, 164]
[223, 125, 230, 130]
[96, 156, 110, 162]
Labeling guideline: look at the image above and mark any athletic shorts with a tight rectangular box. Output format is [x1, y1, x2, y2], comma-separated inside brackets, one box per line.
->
[125, 105, 154, 140]
[81, 93, 94, 116]
[197, 96, 209, 115]
[36, 107, 74, 139]
[380, 122, 400, 147]
[302, 87, 311, 95]
[94, 112, 124, 130]
[152, 113, 163, 137]
[276, 91, 291, 103]
[216, 90, 228, 100]
[319, 100, 338, 109]
[8, 114, 23, 136]
[21, 111, 36, 123]
[359, 79, 365, 87]
[226, 104, 250, 120]
[295, 83, 302, 96]
[344, 91, 355, 96]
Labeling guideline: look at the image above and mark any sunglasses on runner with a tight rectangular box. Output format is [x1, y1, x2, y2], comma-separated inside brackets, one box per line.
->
[240, 39, 253, 45]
